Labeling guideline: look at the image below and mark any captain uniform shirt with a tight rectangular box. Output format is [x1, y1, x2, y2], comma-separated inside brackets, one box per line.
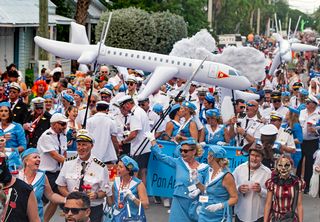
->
[37, 128, 67, 172]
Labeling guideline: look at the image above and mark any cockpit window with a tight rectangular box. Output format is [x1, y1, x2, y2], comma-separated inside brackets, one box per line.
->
[229, 69, 240, 76]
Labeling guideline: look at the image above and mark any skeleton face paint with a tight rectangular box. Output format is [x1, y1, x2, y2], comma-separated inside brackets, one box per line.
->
[276, 157, 292, 178]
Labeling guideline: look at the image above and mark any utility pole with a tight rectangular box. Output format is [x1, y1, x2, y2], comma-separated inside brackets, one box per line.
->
[257, 8, 261, 35]
[38, 0, 48, 60]
[208, 0, 213, 30]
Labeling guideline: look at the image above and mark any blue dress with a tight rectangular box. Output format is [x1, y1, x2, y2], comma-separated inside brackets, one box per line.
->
[198, 169, 232, 222]
[113, 176, 143, 218]
[0, 122, 27, 151]
[151, 144, 209, 222]
[18, 170, 46, 221]
[180, 118, 195, 138]
[204, 124, 225, 145]
[169, 120, 180, 137]
[282, 123, 303, 167]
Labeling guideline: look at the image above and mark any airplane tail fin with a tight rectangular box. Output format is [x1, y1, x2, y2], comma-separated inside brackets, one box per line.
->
[70, 22, 90, 45]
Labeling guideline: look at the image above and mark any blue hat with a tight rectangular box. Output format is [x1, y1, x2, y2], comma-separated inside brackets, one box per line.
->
[180, 138, 197, 146]
[288, 106, 300, 114]
[299, 88, 309, 96]
[182, 101, 197, 111]
[67, 85, 76, 92]
[0, 102, 10, 108]
[248, 87, 257, 93]
[207, 145, 227, 158]
[205, 93, 215, 104]
[205, 109, 220, 117]
[119, 84, 128, 92]
[121, 155, 139, 172]
[48, 89, 56, 97]
[43, 93, 53, 99]
[281, 91, 290, 97]
[152, 103, 163, 113]
[62, 93, 74, 103]
[21, 148, 39, 160]
[74, 90, 84, 98]
[169, 104, 181, 119]
[104, 83, 114, 91]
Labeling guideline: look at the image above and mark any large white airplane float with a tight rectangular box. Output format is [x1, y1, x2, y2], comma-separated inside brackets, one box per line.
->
[269, 15, 318, 75]
[34, 22, 251, 99]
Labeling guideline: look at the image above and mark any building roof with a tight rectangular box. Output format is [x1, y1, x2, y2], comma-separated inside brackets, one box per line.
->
[0, 0, 73, 27]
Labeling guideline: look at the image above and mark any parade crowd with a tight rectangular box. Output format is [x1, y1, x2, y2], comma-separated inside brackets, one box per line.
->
[0, 44, 320, 222]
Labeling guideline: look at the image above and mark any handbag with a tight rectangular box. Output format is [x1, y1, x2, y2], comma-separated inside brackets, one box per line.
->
[272, 184, 299, 222]
[122, 201, 147, 222]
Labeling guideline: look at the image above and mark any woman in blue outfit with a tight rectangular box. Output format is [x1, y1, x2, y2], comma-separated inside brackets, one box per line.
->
[164, 104, 183, 140]
[297, 88, 308, 111]
[176, 101, 199, 141]
[199, 93, 215, 125]
[0, 102, 26, 153]
[113, 155, 149, 219]
[146, 132, 209, 222]
[66, 106, 79, 151]
[17, 148, 65, 221]
[199, 109, 230, 145]
[195, 145, 238, 222]
[284, 107, 303, 170]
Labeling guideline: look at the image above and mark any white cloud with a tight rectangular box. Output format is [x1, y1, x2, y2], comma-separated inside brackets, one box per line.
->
[288, 0, 320, 14]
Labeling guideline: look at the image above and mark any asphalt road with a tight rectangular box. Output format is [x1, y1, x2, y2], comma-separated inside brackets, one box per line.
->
[52, 194, 319, 221]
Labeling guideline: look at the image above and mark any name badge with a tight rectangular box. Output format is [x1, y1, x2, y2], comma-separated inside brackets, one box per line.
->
[199, 195, 208, 203]
[188, 184, 197, 192]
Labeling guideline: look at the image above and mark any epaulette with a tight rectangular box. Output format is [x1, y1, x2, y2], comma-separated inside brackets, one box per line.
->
[46, 132, 53, 135]
[65, 155, 77, 161]
[93, 158, 106, 167]
[284, 128, 292, 135]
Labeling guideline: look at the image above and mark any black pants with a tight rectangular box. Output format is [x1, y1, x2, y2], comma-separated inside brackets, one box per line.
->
[42, 171, 60, 204]
[235, 214, 263, 222]
[90, 204, 103, 222]
[297, 139, 319, 190]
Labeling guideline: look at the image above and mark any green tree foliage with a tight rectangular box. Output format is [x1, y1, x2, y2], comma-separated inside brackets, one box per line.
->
[151, 11, 187, 54]
[96, 7, 157, 52]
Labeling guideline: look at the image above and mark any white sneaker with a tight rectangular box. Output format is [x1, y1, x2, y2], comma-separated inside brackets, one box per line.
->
[163, 198, 170, 208]
[167, 209, 171, 214]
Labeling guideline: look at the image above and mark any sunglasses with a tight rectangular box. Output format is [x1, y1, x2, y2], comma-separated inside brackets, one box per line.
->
[180, 148, 194, 154]
[240, 106, 246, 109]
[58, 122, 67, 126]
[246, 103, 256, 107]
[101, 95, 111, 99]
[90, 101, 96, 104]
[272, 100, 281, 103]
[63, 207, 88, 214]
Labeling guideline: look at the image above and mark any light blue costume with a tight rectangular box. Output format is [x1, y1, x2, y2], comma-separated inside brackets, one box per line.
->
[113, 176, 142, 217]
[198, 169, 232, 222]
[151, 142, 208, 222]
[204, 124, 226, 145]
[180, 118, 195, 138]
[169, 120, 180, 137]
[0, 122, 27, 151]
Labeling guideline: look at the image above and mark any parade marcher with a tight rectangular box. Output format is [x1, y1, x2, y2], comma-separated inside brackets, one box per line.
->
[146, 133, 208, 222]
[37, 113, 68, 222]
[0, 101, 26, 153]
[66, 106, 79, 151]
[297, 94, 320, 193]
[17, 148, 65, 221]
[283, 107, 303, 171]
[87, 101, 119, 164]
[0, 152, 40, 222]
[235, 99, 246, 120]
[195, 145, 238, 222]
[199, 109, 230, 145]
[164, 104, 182, 141]
[289, 82, 303, 108]
[64, 191, 91, 222]
[43, 94, 55, 115]
[297, 88, 309, 111]
[264, 156, 305, 222]
[8, 82, 28, 125]
[269, 111, 296, 154]
[138, 97, 158, 130]
[185, 81, 199, 102]
[74, 89, 85, 110]
[199, 93, 215, 125]
[23, 97, 51, 148]
[231, 100, 263, 146]
[269, 91, 289, 120]
[56, 129, 111, 222]
[113, 155, 149, 219]
[118, 95, 151, 186]
[175, 101, 199, 141]
[233, 143, 271, 222]
[76, 93, 99, 127]
[31, 80, 48, 99]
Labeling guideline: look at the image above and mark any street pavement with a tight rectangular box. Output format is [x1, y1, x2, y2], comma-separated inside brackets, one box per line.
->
[52, 194, 319, 221]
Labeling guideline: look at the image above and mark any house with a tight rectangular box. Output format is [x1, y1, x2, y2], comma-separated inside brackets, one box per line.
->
[0, 0, 107, 79]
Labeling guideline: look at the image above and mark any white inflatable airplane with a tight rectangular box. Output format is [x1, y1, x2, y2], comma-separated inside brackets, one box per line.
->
[270, 15, 318, 75]
[34, 22, 251, 99]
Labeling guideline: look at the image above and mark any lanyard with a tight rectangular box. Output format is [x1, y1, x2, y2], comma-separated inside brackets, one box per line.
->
[117, 177, 133, 209]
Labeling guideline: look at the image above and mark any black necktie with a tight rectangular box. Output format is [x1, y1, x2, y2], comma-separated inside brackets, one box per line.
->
[189, 95, 192, 101]
[78, 161, 87, 192]
[57, 134, 62, 167]
[10, 102, 14, 108]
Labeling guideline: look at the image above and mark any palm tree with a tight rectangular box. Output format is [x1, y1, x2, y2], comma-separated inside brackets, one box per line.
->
[74, 0, 91, 25]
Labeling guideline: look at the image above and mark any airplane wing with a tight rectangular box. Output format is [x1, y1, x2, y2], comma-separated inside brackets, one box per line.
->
[291, 43, 318, 52]
[138, 66, 178, 100]
[269, 52, 281, 75]
[34, 36, 98, 60]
